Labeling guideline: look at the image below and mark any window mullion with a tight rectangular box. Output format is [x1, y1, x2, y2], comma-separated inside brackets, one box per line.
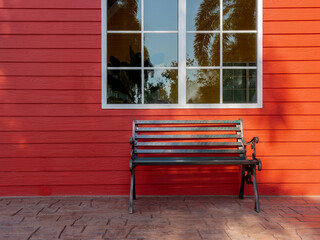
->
[219, 0, 223, 104]
[141, 0, 145, 104]
[178, 0, 186, 106]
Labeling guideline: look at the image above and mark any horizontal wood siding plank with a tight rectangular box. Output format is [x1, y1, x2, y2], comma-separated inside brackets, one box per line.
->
[264, 35, 320, 47]
[0, 22, 100, 34]
[264, 61, 320, 74]
[0, 183, 319, 196]
[264, 47, 320, 61]
[0, 116, 320, 131]
[0, 35, 100, 49]
[0, 170, 319, 186]
[0, 63, 100, 76]
[0, 142, 319, 158]
[1, 156, 319, 172]
[0, 77, 100, 90]
[0, 183, 320, 196]
[264, 8, 320, 21]
[0, 49, 100, 62]
[263, 74, 320, 88]
[264, 21, 320, 34]
[0, 0, 100, 9]
[1, 89, 320, 103]
[0, 102, 319, 115]
[0, 9, 100, 21]
[1, 130, 318, 144]
[264, 0, 320, 8]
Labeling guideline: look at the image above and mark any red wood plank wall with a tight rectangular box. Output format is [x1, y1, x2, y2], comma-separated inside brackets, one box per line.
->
[0, 0, 319, 196]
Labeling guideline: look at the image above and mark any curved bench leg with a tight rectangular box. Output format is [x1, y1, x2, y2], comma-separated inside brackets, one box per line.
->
[239, 166, 245, 199]
[129, 167, 135, 214]
[133, 167, 136, 200]
[252, 166, 260, 212]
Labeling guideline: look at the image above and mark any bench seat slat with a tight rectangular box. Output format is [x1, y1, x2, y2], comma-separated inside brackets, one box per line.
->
[136, 149, 244, 154]
[134, 157, 245, 161]
[136, 127, 240, 132]
[136, 120, 240, 124]
[133, 159, 256, 165]
[136, 142, 242, 146]
[136, 134, 241, 139]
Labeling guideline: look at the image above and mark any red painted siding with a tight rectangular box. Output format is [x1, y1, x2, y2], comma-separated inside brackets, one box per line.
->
[0, 0, 319, 197]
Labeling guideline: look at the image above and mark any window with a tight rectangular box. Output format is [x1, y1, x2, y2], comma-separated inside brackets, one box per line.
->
[102, 0, 262, 108]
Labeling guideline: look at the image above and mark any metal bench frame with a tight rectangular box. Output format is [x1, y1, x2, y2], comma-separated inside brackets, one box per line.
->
[129, 119, 262, 213]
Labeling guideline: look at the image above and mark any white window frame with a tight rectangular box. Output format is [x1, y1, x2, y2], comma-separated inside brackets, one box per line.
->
[101, 0, 263, 109]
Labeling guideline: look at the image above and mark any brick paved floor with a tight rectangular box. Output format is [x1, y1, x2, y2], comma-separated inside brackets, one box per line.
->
[0, 196, 320, 240]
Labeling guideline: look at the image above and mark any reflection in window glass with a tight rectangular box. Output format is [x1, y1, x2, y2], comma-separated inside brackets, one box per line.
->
[107, 34, 141, 67]
[107, 70, 142, 104]
[187, 0, 220, 31]
[223, 69, 257, 103]
[144, 34, 178, 67]
[144, 69, 178, 104]
[187, 33, 220, 67]
[223, 33, 256, 66]
[108, 0, 141, 31]
[187, 69, 220, 103]
[144, 0, 177, 31]
[223, 0, 256, 30]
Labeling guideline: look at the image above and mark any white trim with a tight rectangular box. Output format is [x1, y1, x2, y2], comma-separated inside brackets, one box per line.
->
[101, 0, 107, 108]
[101, 0, 263, 109]
[179, 0, 186, 105]
[219, 0, 223, 104]
[100, 103, 261, 109]
[257, 0, 263, 108]
[141, 0, 145, 104]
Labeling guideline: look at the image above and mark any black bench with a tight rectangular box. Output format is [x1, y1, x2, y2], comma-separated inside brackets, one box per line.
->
[129, 119, 262, 213]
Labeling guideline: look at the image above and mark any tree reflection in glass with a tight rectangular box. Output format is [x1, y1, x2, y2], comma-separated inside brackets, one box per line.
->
[187, 33, 219, 67]
[187, 0, 219, 31]
[223, 0, 256, 30]
[187, 69, 220, 103]
[108, 0, 141, 30]
[107, 70, 142, 103]
[223, 33, 256, 66]
[144, 69, 178, 104]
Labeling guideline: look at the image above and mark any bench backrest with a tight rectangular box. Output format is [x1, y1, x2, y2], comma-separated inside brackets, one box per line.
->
[132, 119, 246, 160]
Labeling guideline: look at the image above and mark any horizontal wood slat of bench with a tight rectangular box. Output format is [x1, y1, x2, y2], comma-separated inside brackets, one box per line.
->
[136, 120, 241, 124]
[135, 134, 241, 139]
[136, 127, 241, 131]
[133, 159, 255, 165]
[136, 149, 244, 154]
[136, 142, 242, 146]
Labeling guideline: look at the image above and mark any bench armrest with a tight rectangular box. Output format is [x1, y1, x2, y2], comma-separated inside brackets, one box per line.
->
[245, 137, 259, 160]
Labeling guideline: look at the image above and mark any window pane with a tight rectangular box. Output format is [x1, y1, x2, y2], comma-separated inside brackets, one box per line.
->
[144, 34, 178, 67]
[107, 34, 141, 67]
[107, 70, 142, 104]
[223, 0, 256, 30]
[187, 69, 220, 104]
[223, 33, 256, 66]
[144, 69, 178, 104]
[144, 0, 177, 31]
[223, 69, 257, 103]
[187, 33, 220, 67]
[187, 0, 220, 31]
[107, 0, 141, 31]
